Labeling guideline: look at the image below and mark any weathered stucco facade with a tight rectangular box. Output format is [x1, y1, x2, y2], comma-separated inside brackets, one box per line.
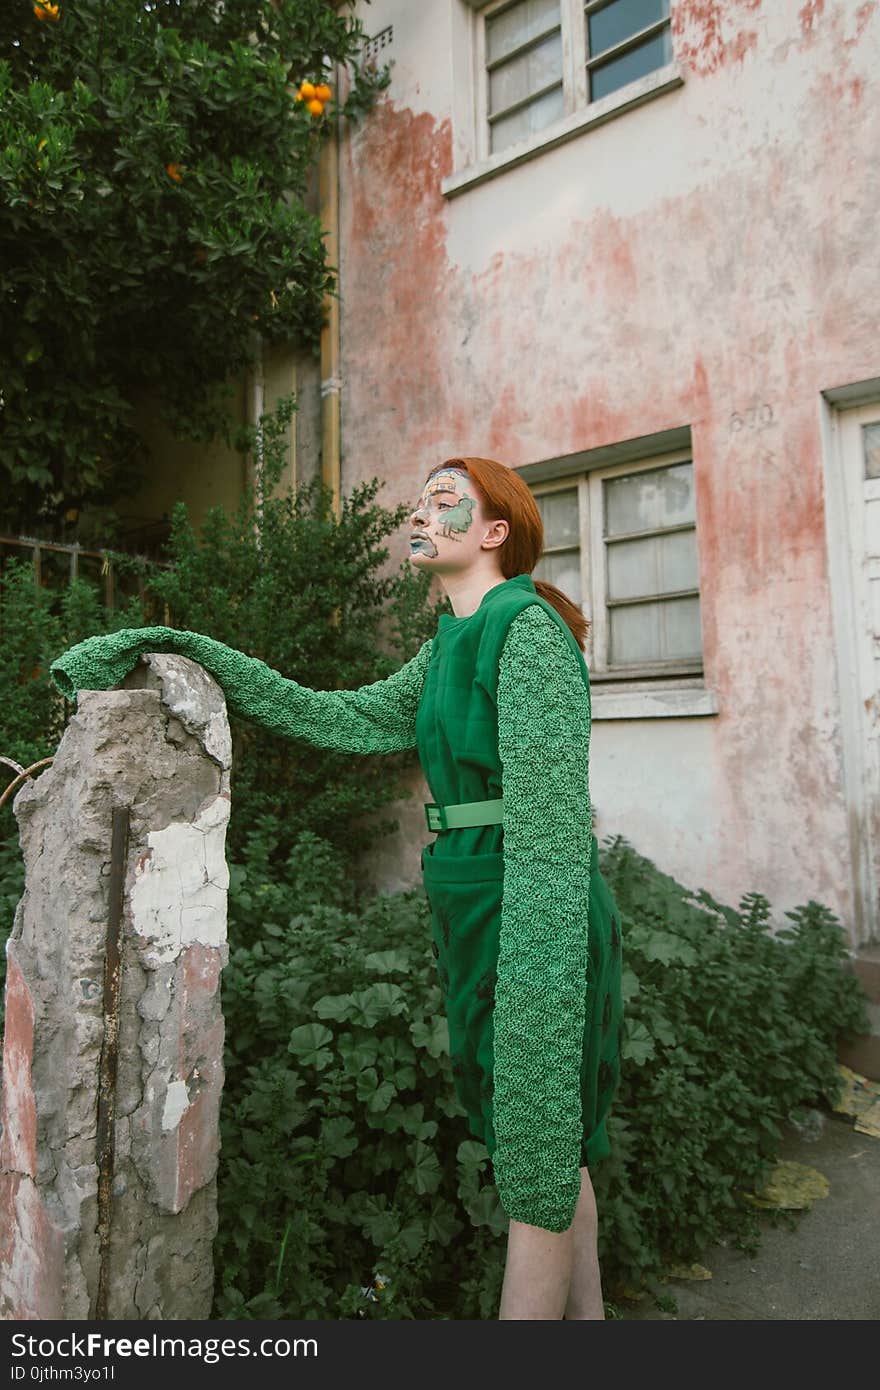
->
[337, 0, 880, 945]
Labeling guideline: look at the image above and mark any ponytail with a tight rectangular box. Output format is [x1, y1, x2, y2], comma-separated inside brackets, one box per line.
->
[532, 579, 590, 653]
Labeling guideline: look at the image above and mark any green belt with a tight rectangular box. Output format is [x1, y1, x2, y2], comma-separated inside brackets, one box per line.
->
[424, 798, 504, 833]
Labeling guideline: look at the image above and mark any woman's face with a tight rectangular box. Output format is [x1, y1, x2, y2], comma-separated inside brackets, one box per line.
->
[408, 466, 506, 574]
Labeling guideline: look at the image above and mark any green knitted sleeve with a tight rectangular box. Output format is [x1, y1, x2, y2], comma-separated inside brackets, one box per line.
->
[492, 603, 592, 1233]
[49, 626, 434, 755]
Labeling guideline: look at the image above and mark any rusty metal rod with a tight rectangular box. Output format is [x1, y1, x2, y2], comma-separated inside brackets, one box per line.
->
[0, 757, 55, 814]
[93, 804, 130, 1320]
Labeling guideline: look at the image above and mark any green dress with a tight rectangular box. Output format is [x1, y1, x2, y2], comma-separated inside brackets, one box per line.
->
[416, 574, 623, 1232]
[49, 572, 623, 1233]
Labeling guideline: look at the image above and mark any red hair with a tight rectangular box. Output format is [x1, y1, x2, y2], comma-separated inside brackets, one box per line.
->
[428, 457, 589, 652]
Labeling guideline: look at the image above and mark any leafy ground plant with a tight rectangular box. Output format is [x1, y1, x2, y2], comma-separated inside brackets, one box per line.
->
[215, 822, 507, 1321]
[213, 825, 869, 1319]
[591, 836, 869, 1302]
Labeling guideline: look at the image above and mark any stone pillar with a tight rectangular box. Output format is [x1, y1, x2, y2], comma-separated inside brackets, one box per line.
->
[0, 654, 232, 1320]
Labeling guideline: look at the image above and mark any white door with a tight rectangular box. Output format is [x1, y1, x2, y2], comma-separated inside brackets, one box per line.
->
[835, 403, 880, 945]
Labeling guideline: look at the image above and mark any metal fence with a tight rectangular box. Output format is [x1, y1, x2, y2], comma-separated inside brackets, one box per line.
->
[0, 533, 169, 616]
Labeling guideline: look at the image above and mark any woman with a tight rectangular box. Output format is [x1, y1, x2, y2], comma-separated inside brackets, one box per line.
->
[50, 455, 624, 1320]
[409, 458, 623, 1320]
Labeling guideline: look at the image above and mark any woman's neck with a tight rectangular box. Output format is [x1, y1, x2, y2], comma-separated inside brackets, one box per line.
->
[441, 569, 508, 619]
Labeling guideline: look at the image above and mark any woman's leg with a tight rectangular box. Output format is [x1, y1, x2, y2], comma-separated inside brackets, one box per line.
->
[497, 1217, 575, 1320]
[495, 1167, 606, 1319]
[497, 1165, 604, 1319]
[563, 1165, 605, 1320]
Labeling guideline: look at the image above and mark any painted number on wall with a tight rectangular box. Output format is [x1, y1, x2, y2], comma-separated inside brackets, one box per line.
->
[729, 404, 774, 432]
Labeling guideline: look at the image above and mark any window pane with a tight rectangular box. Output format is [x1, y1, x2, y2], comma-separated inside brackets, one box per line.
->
[489, 29, 563, 115]
[609, 599, 657, 663]
[534, 549, 582, 605]
[488, 0, 560, 64]
[609, 595, 701, 663]
[607, 528, 698, 600]
[589, 25, 672, 101]
[605, 462, 694, 536]
[863, 422, 880, 480]
[490, 82, 565, 152]
[587, 0, 670, 60]
[537, 488, 580, 546]
[664, 595, 702, 659]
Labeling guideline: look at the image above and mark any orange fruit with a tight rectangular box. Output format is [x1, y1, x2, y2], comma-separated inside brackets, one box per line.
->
[307, 99, 324, 117]
[314, 84, 332, 102]
[299, 81, 316, 99]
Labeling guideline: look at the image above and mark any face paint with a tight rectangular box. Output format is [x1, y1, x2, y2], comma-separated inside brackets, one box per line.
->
[410, 467, 478, 556]
[409, 531, 439, 556]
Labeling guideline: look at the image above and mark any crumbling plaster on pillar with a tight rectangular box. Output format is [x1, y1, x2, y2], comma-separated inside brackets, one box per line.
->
[1, 652, 232, 1319]
[124, 652, 233, 772]
[129, 795, 230, 968]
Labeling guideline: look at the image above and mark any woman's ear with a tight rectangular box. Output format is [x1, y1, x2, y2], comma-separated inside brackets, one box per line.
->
[483, 518, 509, 550]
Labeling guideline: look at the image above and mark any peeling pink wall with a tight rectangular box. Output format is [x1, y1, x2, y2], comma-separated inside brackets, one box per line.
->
[340, 1, 880, 929]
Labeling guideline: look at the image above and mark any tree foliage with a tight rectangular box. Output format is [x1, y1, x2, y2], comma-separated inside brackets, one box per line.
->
[0, 0, 387, 538]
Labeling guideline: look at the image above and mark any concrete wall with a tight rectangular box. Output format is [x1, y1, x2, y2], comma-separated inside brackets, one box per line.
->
[123, 343, 321, 546]
[122, 377, 249, 546]
[341, 0, 880, 933]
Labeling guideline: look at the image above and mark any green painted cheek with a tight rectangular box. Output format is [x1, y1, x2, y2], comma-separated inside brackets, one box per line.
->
[439, 494, 477, 540]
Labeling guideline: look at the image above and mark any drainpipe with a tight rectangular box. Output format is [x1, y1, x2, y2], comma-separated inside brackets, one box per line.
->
[319, 65, 342, 523]
[319, 66, 343, 636]
[247, 335, 265, 546]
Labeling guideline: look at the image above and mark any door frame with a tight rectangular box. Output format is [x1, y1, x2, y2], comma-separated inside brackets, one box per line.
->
[821, 382, 880, 946]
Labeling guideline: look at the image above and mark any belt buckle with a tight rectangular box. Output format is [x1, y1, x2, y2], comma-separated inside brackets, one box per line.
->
[424, 802, 447, 832]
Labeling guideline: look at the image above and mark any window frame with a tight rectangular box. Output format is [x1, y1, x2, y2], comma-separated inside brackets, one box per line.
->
[476, 0, 579, 161]
[449, 0, 683, 195]
[533, 447, 705, 682]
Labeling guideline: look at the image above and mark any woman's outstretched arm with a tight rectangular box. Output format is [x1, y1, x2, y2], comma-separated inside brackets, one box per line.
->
[492, 602, 592, 1234]
[50, 626, 434, 755]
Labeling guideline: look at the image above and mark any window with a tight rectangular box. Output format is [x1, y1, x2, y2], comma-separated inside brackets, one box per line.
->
[486, 1, 565, 155]
[532, 450, 703, 679]
[586, 0, 672, 102]
[472, 0, 676, 162]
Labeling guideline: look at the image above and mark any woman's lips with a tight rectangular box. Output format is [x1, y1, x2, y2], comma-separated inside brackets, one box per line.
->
[410, 533, 438, 555]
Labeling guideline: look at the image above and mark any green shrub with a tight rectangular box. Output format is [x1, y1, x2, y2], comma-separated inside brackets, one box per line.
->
[215, 819, 507, 1321]
[594, 836, 869, 1299]
[0, 400, 444, 1019]
[212, 826, 869, 1319]
[0, 553, 146, 765]
[141, 398, 446, 866]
